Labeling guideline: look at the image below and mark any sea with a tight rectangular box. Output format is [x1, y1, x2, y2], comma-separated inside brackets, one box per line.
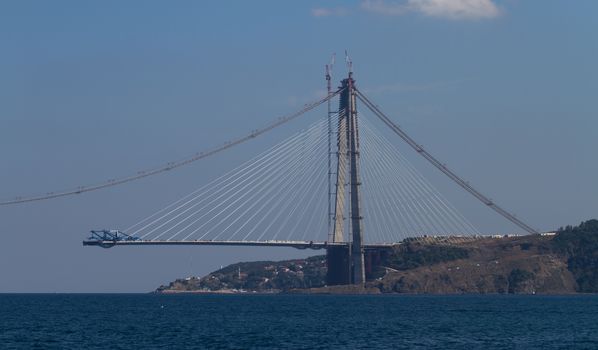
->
[0, 294, 597, 349]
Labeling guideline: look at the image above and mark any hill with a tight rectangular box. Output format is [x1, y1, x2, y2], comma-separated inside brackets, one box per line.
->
[156, 219, 598, 294]
[156, 255, 327, 294]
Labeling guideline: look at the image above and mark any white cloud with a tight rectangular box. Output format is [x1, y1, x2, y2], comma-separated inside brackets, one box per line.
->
[361, 0, 410, 15]
[361, 0, 501, 20]
[311, 7, 349, 17]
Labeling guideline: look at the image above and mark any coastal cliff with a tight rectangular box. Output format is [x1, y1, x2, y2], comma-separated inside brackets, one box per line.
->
[156, 219, 598, 294]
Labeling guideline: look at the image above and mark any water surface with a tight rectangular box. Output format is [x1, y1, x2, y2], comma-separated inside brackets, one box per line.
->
[1, 294, 597, 349]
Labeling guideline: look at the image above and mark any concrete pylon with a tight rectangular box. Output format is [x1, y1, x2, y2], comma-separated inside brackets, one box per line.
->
[330, 74, 365, 286]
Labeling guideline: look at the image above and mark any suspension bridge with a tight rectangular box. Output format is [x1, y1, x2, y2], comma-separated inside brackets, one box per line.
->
[2, 64, 540, 286]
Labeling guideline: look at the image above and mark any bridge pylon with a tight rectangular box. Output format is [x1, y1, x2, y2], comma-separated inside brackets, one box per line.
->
[329, 72, 366, 286]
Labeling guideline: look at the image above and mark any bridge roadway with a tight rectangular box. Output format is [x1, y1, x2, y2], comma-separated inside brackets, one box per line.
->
[82, 239, 398, 250]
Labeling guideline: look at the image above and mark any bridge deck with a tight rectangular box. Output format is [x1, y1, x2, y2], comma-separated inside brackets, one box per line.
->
[82, 239, 398, 250]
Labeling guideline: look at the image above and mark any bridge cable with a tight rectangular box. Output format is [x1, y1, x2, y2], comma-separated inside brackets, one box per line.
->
[362, 118, 479, 237]
[131, 119, 328, 239]
[130, 117, 331, 243]
[355, 89, 539, 235]
[360, 116, 480, 244]
[0, 89, 343, 206]
[362, 123, 440, 239]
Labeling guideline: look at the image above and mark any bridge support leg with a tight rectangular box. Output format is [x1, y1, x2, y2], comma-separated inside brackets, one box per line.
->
[326, 246, 351, 285]
[351, 242, 365, 285]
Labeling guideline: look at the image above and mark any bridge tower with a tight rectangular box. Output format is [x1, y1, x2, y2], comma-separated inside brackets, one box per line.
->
[328, 72, 366, 286]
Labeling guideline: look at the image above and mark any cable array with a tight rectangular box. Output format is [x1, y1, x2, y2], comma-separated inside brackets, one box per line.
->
[355, 88, 538, 235]
[359, 116, 480, 243]
[5, 78, 537, 245]
[124, 111, 480, 244]
[126, 117, 331, 242]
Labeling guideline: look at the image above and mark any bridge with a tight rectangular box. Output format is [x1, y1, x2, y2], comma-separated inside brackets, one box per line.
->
[83, 230, 396, 250]
[5, 60, 540, 286]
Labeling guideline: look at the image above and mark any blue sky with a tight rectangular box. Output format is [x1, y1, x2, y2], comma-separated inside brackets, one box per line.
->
[1, 0, 597, 292]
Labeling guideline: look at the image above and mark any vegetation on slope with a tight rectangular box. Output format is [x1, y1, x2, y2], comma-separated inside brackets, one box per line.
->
[388, 243, 470, 271]
[553, 219, 598, 292]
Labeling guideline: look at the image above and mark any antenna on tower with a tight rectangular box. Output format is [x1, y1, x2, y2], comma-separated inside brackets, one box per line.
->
[325, 53, 336, 83]
[345, 50, 353, 77]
